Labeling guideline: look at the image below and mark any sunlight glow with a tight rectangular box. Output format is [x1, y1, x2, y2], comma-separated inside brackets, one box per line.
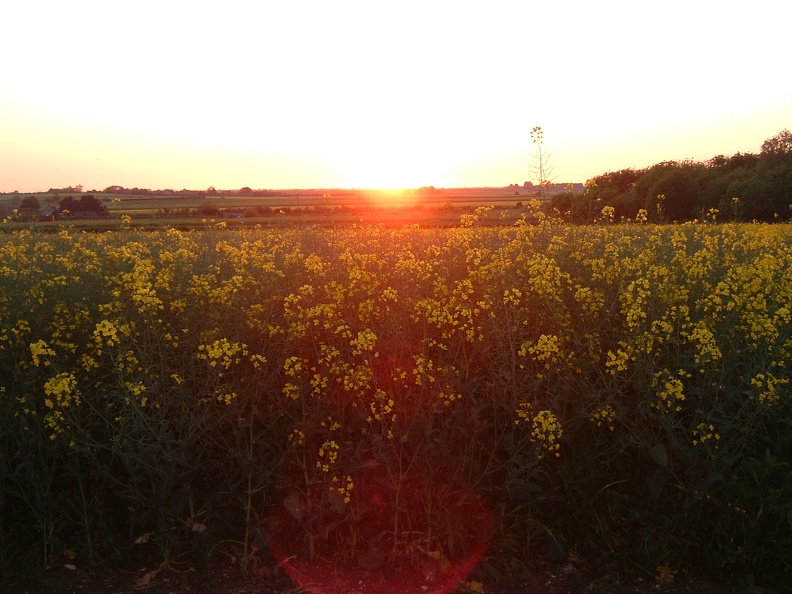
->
[0, 1, 789, 192]
[327, 123, 461, 191]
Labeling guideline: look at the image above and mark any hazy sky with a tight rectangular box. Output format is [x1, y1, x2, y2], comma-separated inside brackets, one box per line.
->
[1, 0, 790, 192]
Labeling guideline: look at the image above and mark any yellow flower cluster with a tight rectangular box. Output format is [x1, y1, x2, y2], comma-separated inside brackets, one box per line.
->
[514, 403, 563, 458]
[503, 288, 522, 306]
[213, 390, 235, 406]
[43, 372, 79, 409]
[600, 205, 615, 223]
[330, 474, 354, 504]
[124, 380, 146, 398]
[652, 370, 689, 412]
[692, 422, 720, 448]
[521, 334, 560, 362]
[438, 390, 461, 406]
[2, 218, 792, 539]
[591, 404, 616, 431]
[530, 410, 563, 458]
[750, 372, 789, 405]
[412, 354, 436, 387]
[320, 416, 342, 432]
[30, 339, 56, 367]
[316, 440, 339, 473]
[518, 334, 570, 377]
[514, 402, 532, 425]
[367, 390, 395, 423]
[684, 321, 722, 369]
[350, 328, 377, 356]
[284, 355, 307, 377]
[90, 319, 134, 358]
[605, 346, 630, 374]
[197, 338, 249, 370]
[289, 428, 306, 447]
[94, 319, 120, 345]
[114, 259, 164, 314]
[381, 286, 399, 302]
[42, 371, 79, 438]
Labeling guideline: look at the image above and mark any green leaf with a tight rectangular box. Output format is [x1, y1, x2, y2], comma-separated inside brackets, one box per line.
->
[648, 444, 668, 467]
[646, 468, 668, 501]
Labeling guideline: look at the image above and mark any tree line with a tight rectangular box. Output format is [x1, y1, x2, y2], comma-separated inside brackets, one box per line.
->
[549, 129, 792, 223]
[14, 194, 109, 220]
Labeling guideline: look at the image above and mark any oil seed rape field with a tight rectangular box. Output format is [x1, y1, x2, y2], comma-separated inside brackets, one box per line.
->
[1, 216, 791, 591]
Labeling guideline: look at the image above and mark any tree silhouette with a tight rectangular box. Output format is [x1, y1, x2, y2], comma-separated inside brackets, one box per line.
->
[19, 196, 40, 215]
[760, 128, 792, 156]
[58, 194, 108, 215]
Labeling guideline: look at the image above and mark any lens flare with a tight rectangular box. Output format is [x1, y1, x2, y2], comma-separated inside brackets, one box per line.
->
[270, 469, 492, 594]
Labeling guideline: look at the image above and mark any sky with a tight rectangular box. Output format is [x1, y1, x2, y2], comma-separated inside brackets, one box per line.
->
[1, 0, 790, 192]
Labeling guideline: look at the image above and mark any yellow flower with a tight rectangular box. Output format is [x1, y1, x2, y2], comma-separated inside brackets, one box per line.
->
[514, 402, 532, 425]
[750, 372, 788, 405]
[515, 404, 563, 457]
[531, 409, 563, 457]
[321, 416, 342, 431]
[30, 339, 56, 367]
[605, 348, 629, 373]
[44, 372, 78, 403]
[316, 440, 339, 473]
[330, 474, 354, 504]
[216, 390, 237, 406]
[502, 288, 522, 306]
[124, 380, 146, 397]
[692, 422, 720, 448]
[42, 372, 80, 437]
[350, 328, 377, 356]
[283, 356, 307, 377]
[289, 429, 305, 447]
[651, 370, 689, 412]
[197, 338, 249, 370]
[381, 286, 399, 302]
[519, 334, 562, 375]
[685, 321, 722, 369]
[591, 405, 616, 431]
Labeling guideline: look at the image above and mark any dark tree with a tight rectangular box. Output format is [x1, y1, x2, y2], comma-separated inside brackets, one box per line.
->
[58, 194, 108, 215]
[545, 130, 792, 224]
[78, 194, 107, 213]
[760, 129, 792, 156]
[19, 196, 40, 214]
[197, 201, 220, 216]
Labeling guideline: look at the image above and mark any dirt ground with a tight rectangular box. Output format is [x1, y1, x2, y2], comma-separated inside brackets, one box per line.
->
[3, 557, 748, 594]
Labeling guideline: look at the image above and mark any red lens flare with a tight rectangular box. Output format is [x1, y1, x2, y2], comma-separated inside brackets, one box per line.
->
[270, 469, 492, 594]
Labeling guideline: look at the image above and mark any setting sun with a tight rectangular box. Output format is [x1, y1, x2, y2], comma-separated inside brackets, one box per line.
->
[330, 138, 457, 191]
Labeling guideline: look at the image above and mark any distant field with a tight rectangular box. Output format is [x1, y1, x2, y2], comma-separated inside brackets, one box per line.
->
[0, 187, 549, 228]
